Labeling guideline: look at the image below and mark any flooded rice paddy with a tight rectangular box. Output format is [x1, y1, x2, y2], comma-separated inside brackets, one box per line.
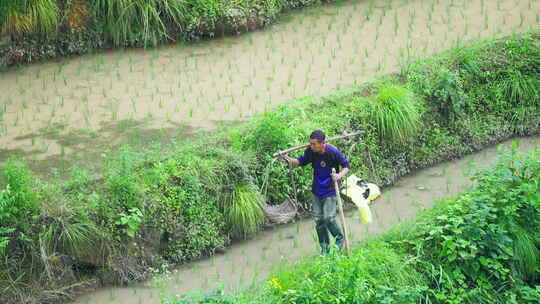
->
[0, 0, 538, 175]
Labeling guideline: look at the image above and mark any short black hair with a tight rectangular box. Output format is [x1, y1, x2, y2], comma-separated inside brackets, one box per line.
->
[310, 130, 325, 142]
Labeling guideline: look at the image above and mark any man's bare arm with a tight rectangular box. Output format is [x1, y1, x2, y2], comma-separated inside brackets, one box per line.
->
[281, 155, 300, 167]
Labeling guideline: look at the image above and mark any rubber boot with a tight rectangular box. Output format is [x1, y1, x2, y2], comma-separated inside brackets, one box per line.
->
[315, 220, 330, 255]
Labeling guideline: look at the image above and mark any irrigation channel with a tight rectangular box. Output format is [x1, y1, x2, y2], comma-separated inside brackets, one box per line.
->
[0, 0, 539, 176]
[72, 137, 540, 303]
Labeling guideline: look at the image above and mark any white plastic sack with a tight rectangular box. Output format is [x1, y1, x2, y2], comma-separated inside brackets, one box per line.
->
[343, 175, 381, 224]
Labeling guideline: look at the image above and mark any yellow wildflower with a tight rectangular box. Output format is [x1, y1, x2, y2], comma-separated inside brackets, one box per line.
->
[268, 277, 282, 290]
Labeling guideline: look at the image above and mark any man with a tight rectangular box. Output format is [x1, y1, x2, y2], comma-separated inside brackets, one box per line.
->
[282, 130, 350, 254]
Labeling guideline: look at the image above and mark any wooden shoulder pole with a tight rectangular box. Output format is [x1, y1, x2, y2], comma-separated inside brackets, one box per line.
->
[332, 168, 351, 256]
[272, 131, 363, 159]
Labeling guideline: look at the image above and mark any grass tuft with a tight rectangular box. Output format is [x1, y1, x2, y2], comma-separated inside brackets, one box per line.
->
[224, 183, 265, 239]
[368, 84, 423, 144]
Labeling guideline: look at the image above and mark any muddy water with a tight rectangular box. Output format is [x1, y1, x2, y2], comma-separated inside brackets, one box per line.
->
[1, 0, 539, 174]
[73, 137, 540, 303]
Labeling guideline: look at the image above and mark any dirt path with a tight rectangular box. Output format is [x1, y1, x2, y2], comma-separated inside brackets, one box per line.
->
[72, 136, 540, 304]
[1, 0, 538, 175]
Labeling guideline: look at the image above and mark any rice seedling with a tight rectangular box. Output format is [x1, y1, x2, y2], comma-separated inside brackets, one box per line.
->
[519, 12, 525, 27]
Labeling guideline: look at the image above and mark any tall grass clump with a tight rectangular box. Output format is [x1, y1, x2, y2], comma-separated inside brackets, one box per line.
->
[498, 70, 538, 106]
[0, 0, 60, 37]
[224, 183, 265, 239]
[497, 70, 539, 125]
[0, 192, 13, 254]
[91, 0, 189, 46]
[39, 184, 99, 259]
[368, 84, 423, 144]
[103, 149, 143, 211]
[0, 158, 40, 301]
[511, 226, 540, 282]
[36, 182, 102, 286]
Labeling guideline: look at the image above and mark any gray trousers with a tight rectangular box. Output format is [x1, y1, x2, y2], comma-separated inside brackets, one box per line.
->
[312, 194, 344, 253]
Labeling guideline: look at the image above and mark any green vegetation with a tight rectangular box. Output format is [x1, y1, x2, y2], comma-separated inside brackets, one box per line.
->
[91, 0, 189, 46]
[0, 29, 539, 303]
[367, 84, 423, 144]
[0, 158, 37, 254]
[264, 241, 428, 303]
[0, 0, 60, 37]
[170, 147, 540, 303]
[224, 183, 266, 239]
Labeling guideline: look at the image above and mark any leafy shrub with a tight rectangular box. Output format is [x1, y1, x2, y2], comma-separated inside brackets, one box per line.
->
[183, 0, 224, 35]
[431, 68, 469, 118]
[401, 148, 540, 302]
[115, 207, 143, 238]
[103, 150, 143, 211]
[0, 158, 38, 246]
[265, 241, 428, 304]
[0, 188, 16, 254]
[152, 158, 227, 262]
[232, 111, 294, 156]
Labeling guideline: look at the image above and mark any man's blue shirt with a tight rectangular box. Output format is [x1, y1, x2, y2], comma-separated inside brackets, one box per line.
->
[297, 144, 350, 198]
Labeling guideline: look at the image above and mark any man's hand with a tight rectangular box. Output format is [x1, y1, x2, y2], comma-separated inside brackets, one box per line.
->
[331, 167, 349, 182]
[278, 154, 298, 166]
[278, 153, 289, 163]
[331, 168, 339, 182]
